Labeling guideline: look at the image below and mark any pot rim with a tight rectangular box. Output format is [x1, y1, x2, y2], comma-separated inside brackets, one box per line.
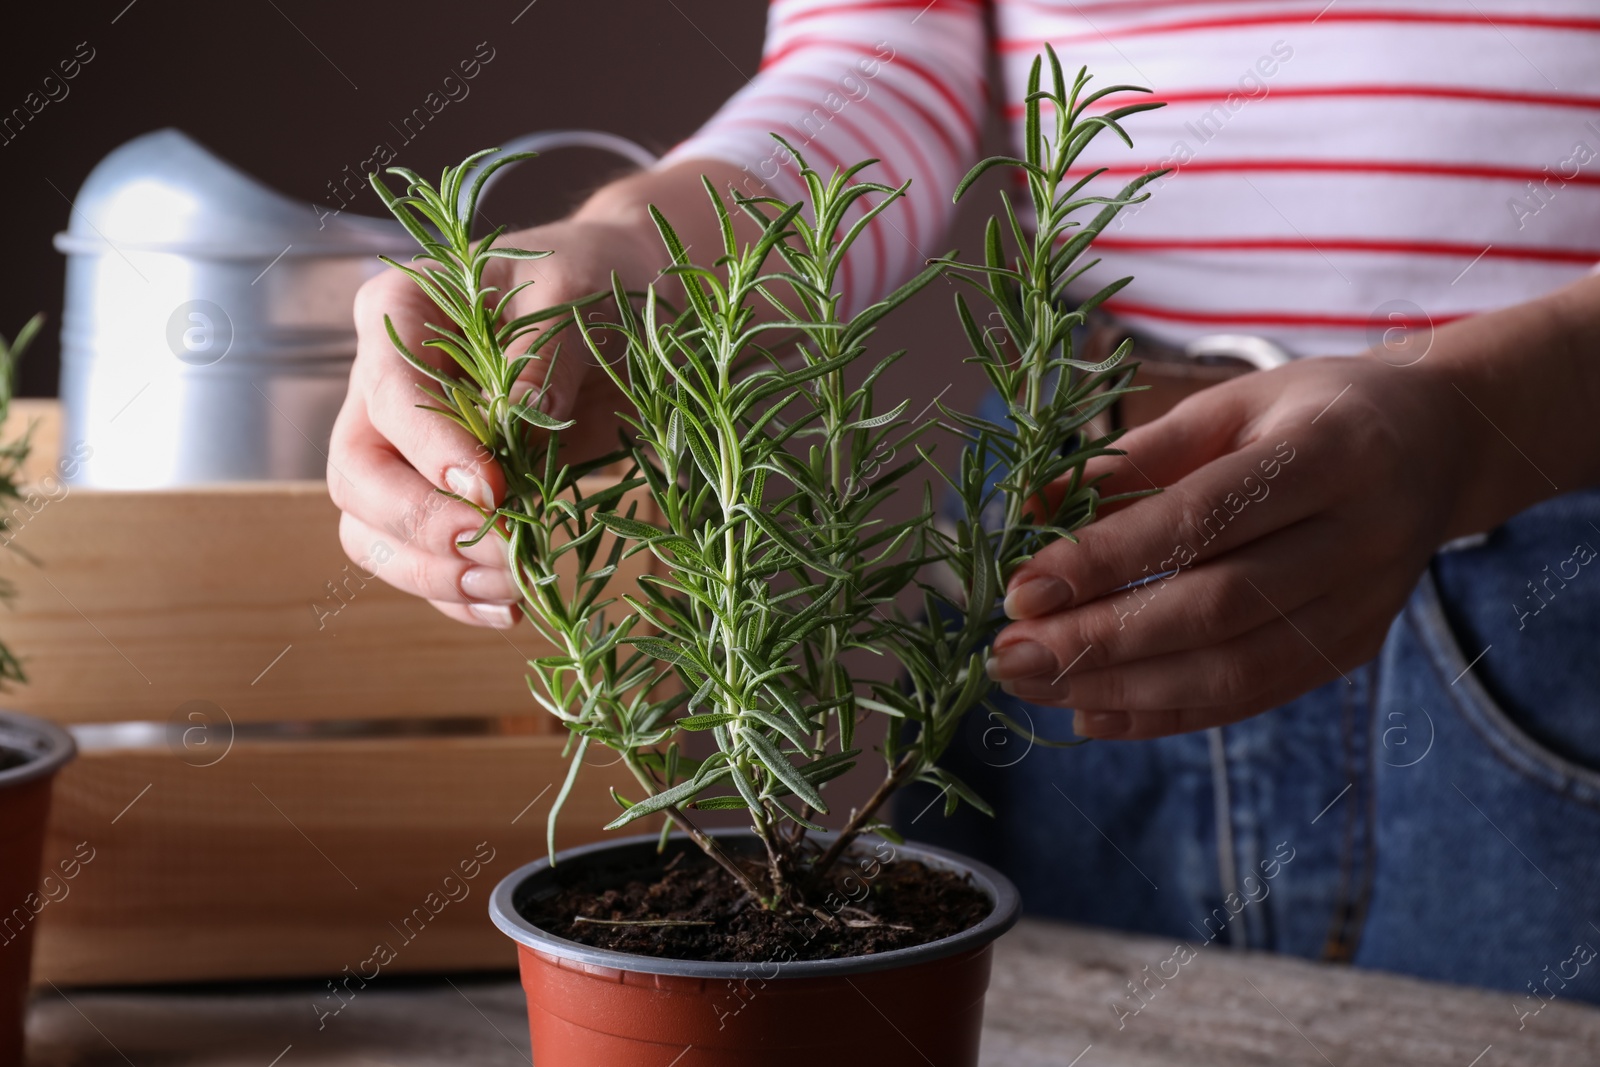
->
[0, 710, 77, 789]
[488, 828, 1020, 980]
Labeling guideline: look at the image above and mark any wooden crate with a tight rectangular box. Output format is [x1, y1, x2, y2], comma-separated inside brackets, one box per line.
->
[0, 401, 650, 984]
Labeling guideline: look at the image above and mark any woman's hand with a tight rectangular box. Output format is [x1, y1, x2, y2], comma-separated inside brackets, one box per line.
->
[326, 158, 767, 630]
[327, 215, 661, 630]
[984, 352, 1476, 739]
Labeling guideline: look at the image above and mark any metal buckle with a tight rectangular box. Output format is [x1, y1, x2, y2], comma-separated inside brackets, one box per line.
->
[1183, 333, 1295, 371]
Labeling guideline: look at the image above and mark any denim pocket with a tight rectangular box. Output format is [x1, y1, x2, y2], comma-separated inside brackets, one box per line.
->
[1407, 564, 1600, 809]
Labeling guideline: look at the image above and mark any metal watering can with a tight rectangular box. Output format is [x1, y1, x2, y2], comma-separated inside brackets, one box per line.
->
[54, 128, 656, 487]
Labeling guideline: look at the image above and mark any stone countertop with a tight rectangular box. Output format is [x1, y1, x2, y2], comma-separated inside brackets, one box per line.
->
[25, 919, 1600, 1066]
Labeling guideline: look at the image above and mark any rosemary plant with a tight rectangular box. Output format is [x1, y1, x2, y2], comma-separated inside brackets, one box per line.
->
[0, 315, 42, 692]
[373, 47, 1162, 913]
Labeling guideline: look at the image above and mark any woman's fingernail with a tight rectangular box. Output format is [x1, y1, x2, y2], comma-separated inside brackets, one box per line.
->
[1004, 577, 1072, 620]
[460, 566, 519, 605]
[469, 604, 516, 628]
[1074, 710, 1130, 738]
[985, 641, 1058, 681]
[445, 467, 495, 510]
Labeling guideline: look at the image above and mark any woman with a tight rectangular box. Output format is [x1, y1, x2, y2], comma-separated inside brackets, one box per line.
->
[328, 1, 1600, 1007]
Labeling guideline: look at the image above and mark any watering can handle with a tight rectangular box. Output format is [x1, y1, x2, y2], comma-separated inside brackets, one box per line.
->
[461, 129, 659, 218]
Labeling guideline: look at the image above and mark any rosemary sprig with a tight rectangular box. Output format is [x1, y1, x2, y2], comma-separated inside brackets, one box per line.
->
[370, 155, 765, 901]
[817, 47, 1167, 871]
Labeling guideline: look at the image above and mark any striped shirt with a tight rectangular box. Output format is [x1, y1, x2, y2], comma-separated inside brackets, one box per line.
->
[663, 0, 1600, 356]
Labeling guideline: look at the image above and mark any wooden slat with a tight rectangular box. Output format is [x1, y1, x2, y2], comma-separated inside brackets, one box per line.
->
[0, 404, 653, 725]
[32, 733, 644, 985]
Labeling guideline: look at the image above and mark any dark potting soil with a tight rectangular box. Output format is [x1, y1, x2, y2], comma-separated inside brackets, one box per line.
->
[0, 746, 30, 773]
[523, 848, 992, 963]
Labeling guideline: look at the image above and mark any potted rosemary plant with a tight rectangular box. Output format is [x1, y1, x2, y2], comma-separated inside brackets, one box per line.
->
[374, 51, 1161, 1067]
[0, 313, 78, 1064]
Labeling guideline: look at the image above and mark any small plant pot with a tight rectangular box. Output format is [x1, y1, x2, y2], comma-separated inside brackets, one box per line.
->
[489, 830, 1019, 1067]
[0, 711, 75, 1063]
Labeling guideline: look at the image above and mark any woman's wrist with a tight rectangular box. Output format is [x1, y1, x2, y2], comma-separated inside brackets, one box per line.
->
[571, 158, 771, 290]
[569, 186, 672, 291]
[1406, 273, 1600, 539]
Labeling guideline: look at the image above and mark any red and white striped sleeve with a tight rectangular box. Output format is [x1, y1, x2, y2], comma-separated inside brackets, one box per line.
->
[661, 0, 989, 312]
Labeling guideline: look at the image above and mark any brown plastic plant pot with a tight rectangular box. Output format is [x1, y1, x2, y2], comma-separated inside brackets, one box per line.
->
[489, 829, 1020, 1067]
[0, 710, 76, 1067]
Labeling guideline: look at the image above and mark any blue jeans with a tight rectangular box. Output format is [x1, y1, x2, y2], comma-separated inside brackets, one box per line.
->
[899, 481, 1600, 1012]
